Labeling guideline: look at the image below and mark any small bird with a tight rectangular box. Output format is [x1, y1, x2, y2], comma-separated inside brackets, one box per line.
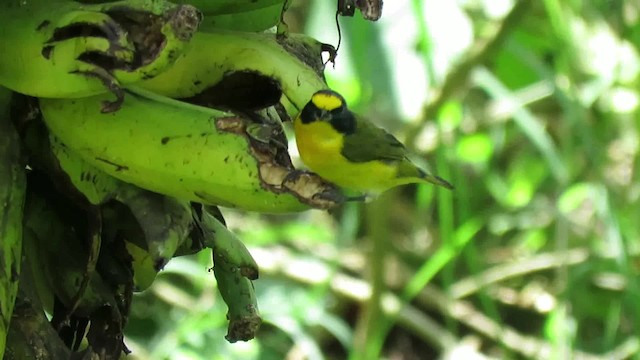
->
[293, 89, 453, 195]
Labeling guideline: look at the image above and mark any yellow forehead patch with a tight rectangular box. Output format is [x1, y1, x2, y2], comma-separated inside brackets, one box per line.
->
[311, 92, 343, 111]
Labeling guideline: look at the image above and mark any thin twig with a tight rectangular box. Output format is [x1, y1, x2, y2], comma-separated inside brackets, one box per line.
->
[450, 248, 590, 299]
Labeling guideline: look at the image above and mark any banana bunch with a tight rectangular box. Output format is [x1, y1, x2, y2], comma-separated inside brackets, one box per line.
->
[2, 0, 355, 355]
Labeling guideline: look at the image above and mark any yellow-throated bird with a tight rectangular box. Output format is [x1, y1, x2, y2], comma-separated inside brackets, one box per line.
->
[293, 90, 453, 194]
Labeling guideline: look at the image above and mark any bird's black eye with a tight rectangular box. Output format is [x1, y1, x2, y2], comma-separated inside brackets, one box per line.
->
[300, 101, 323, 124]
[329, 108, 356, 135]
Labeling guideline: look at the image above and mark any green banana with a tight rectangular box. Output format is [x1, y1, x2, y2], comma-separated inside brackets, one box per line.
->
[124, 241, 158, 291]
[171, 0, 284, 15]
[198, 3, 283, 32]
[5, 263, 73, 360]
[0, 0, 201, 112]
[0, 88, 26, 360]
[110, 186, 194, 269]
[138, 30, 333, 116]
[40, 88, 345, 213]
[22, 177, 127, 358]
[22, 175, 120, 318]
[194, 205, 259, 280]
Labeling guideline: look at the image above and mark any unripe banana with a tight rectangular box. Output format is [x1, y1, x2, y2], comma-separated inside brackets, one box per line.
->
[124, 241, 158, 291]
[162, 0, 285, 32]
[114, 186, 194, 269]
[4, 264, 73, 360]
[198, 4, 283, 32]
[193, 204, 258, 280]
[172, 0, 284, 15]
[22, 175, 120, 318]
[0, 0, 201, 112]
[0, 88, 26, 360]
[138, 30, 333, 116]
[40, 88, 345, 213]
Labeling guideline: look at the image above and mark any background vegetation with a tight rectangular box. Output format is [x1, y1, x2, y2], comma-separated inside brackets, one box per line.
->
[124, 0, 640, 358]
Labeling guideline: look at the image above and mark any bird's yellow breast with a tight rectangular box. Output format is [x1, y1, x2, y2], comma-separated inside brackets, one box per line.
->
[294, 118, 399, 192]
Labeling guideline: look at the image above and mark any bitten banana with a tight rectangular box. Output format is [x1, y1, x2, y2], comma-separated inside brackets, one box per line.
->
[0, 88, 26, 360]
[139, 30, 332, 116]
[0, 0, 201, 112]
[40, 88, 344, 213]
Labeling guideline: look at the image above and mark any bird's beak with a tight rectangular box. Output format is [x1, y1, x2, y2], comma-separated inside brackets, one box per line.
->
[319, 109, 333, 122]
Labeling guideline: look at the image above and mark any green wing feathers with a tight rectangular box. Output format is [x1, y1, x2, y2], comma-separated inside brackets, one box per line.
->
[341, 119, 406, 163]
[341, 117, 454, 190]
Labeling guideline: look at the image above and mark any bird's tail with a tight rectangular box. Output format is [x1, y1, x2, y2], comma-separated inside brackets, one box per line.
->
[418, 168, 454, 190]
[398, 159, 454, 189]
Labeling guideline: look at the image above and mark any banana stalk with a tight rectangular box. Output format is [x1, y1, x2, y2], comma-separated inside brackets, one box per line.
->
[0, 0, 201, 112]
[40, 88, 345, 213]
[0, 88, 26, 360]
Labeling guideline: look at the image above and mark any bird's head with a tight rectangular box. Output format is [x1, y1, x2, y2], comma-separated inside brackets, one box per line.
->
[299, 90, 356, 135]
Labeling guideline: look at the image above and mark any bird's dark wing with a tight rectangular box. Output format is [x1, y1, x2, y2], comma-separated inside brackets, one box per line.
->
[341, 118, 407, 163]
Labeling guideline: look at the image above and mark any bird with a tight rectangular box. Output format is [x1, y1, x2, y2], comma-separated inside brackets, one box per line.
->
[293, 89, 453, 195]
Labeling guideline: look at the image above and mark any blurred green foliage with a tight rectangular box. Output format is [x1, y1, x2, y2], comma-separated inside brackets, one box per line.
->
[126, 0, 640, 359]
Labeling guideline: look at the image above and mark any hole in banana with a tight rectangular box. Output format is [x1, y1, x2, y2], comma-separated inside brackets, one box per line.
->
[180, 71, 283, 113]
